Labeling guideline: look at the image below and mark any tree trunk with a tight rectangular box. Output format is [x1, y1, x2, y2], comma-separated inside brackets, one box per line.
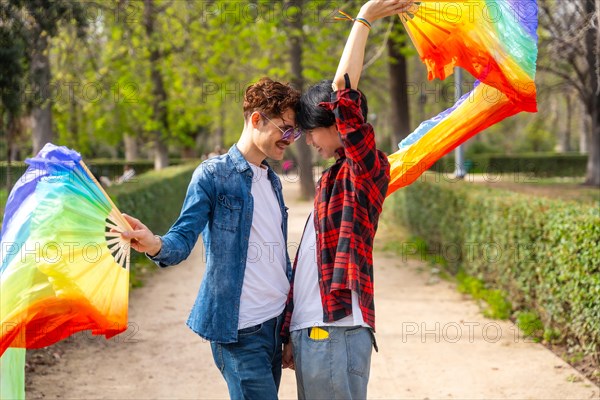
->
[180, 145, 197, 159]
[584, 97, 600, 186]
[580, 107, 590, 154]
[30, 33, 54, 155]
[5, 116, 22, 191]
[387, 22, 411, 146]
[69, 96, 79, 146]
[584, 0, 599, 186]
[6, 117, 13, 192]
[286, 0, 314, 200]
[154, 139, 169, 170]
[560, 94, 572, 152]
[124, 134, 139, 161]
[144, 0, 169, 170]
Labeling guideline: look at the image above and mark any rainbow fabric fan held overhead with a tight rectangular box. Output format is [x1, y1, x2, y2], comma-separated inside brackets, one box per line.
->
[387, 0, 538, 194]
[0, 143, 131, 399]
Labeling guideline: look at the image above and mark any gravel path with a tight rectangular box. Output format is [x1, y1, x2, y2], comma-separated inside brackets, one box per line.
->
[26, 180, 599, 399]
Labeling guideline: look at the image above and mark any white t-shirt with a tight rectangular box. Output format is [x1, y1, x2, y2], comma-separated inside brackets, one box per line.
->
[238, 164, 290, 329]
[290, 211, 368, 332]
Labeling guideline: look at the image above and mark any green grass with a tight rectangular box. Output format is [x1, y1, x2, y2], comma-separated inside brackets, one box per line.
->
[525, 177, 586, 184]
[515, 311, 544, 342]
[456, 271, 513, 320]
[461, 173, 600, 205]
[513, 310, 561, 344]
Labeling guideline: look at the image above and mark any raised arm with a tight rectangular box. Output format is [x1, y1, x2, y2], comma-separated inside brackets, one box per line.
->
[333, 0, 414, 90]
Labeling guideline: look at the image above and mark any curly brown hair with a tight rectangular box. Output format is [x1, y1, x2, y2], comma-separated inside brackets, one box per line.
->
[243, 77, 300, 120]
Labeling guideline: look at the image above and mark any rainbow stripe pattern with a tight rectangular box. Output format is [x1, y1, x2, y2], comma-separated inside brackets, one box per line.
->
[387, 0, 538, 194]
[1, 144, 130, 356]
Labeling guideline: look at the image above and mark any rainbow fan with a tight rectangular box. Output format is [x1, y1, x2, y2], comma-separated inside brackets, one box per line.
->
[387, 0, 538, 194]
[1, 144, 131, 397]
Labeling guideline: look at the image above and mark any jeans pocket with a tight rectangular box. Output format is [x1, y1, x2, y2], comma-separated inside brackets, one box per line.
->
[210, 342, 225, 372]
[345, 327, 373, 377]
[238, 323, 262, 337]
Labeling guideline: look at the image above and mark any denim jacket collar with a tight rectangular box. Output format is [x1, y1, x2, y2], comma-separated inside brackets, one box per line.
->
[229, 144, 282, 191]
[229, 144, 251, 173]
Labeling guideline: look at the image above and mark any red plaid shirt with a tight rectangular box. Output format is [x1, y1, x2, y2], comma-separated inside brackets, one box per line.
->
[282, 87, 390, 341]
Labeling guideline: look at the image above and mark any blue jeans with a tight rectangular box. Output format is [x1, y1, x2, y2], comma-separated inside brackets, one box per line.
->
[210, 315, 283, 400]
[290, 326, 375, 400]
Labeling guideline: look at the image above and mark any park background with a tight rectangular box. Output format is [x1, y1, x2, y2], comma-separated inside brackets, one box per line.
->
[0, 0, 599, 395]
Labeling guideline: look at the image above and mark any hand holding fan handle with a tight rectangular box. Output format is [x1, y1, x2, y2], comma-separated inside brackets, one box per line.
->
[79, 160, 133, 232]
[120, 214, 163, 257]
[79, 160, 161, 256]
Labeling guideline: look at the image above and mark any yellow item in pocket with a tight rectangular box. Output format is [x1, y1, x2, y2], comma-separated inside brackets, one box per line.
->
[309, 327, 329, 340]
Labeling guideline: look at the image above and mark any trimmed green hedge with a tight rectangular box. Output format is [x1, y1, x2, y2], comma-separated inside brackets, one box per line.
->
[0, 159, 196, 189]
[87, 160, 155, 181]
[106, 162, 199, 274]
[107, 162, 198, 235]
[387, 180, 600, 356]
[0, 161, 197, 227]
[431, 153, 588, 177]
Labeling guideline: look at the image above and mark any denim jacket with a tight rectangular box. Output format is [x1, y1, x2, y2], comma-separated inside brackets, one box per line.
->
[150, 145, 291, 343]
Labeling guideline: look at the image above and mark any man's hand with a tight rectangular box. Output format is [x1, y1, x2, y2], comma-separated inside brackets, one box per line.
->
[358, 0, 415, 23]
[120, 213, 162, 256]
[282, 342, 295, 370]
[333, 0, 415, 90]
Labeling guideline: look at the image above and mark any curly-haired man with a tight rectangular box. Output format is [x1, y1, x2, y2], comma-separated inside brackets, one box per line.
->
[122, 78, 301, 399]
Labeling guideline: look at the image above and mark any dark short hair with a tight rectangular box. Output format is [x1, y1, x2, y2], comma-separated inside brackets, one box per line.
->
[243, 77, 300, 120]
[296, 80, 368, 131]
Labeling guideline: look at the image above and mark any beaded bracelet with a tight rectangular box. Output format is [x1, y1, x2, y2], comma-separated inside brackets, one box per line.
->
[334, 10, 372, 30]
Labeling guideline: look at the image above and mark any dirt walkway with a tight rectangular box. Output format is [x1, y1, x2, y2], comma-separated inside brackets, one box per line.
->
[27, 180, 599, 399]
